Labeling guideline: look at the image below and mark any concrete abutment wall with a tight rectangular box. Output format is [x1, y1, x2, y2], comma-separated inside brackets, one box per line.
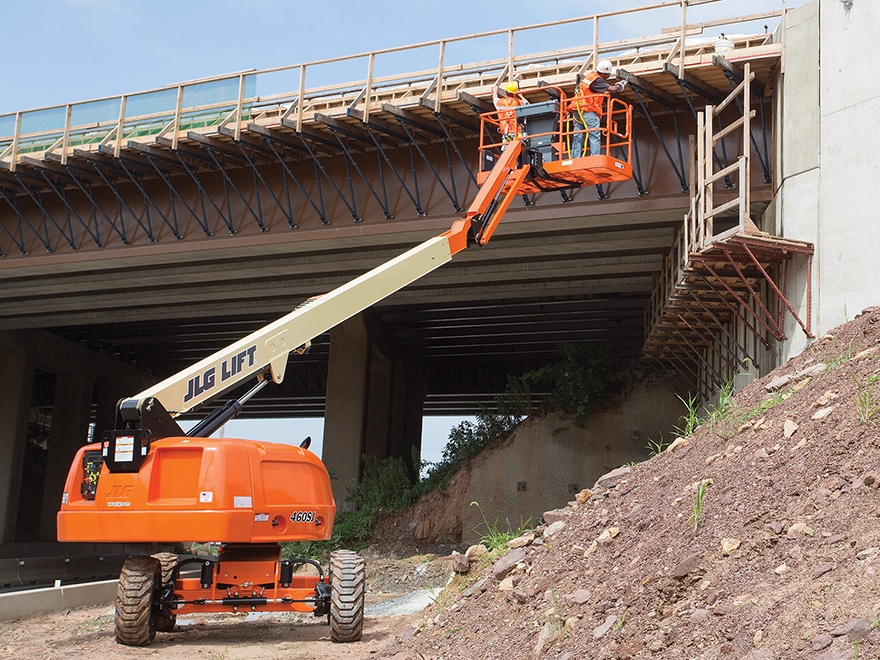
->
[775, 0, 880, 361]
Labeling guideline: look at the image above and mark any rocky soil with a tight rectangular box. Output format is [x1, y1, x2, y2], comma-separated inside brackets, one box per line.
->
[382, 306, 880, 659]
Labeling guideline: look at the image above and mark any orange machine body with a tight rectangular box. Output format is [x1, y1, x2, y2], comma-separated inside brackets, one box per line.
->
[57, 437, 336, 544]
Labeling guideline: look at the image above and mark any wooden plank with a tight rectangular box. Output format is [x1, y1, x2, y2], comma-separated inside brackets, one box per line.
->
[241, 123, 311, 153]
[280, 119, 342, 150]
[185, 132, 249, 161]
[381, 103, 445, 138]
[216, 126, 285, 158]
[616, 68, 688, 111]
[313, 112, 377, 145]
[346, 107, 410, 142]
[418, 98, 480, 132]
[126, 141, 191, 170]
[705, 157, 743, 186]
[712, 54, 765, 97]
[663, 10, 781, 35]
[662, 62, 725, 104]
[713, 112, 755, 145]
[457, 91, 494, 114]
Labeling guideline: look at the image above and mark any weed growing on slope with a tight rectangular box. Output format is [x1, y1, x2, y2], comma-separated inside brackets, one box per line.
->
[469, 501, 532, 552]
[850, 371, 880, 424]
[674, 393, 702, 437]
[689, 480, 710, 532]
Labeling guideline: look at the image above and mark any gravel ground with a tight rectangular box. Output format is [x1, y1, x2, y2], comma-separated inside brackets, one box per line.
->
[0, 549, 455, 660]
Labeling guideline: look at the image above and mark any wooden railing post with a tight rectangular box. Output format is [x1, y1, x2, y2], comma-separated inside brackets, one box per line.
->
[235, 73, 246, 141]
[297, 65, 306, 132]
[592, 16, 599, 70]
[10, 112, 20, 172]
[114, 96, 127, 158]
[61, 104, 72, 165]
[508, 30, 514, 83]
[679, 0, 688, 68]
[742, 62, 751, 230]
[435, 40, 446, 113]
[172, 85, 184, 150]
[696, 110, 705, 248]
[704, 105, 714, 243]
[364, 55, 374, 122]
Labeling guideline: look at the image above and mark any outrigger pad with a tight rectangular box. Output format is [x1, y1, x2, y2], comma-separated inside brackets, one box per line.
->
[102, 429, 152, 473]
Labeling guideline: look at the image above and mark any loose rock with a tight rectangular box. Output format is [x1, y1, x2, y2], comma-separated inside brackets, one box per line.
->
[595, 466, 632, 489]
[593, 614, 617, 638]
[672, 553, 704, 579]
[765, 374, 793, 392]
[465, 544, 488, 560]
[544, 521, 566, 538]
[492, 548, 526, 580]
[576, 488, 593, 504]
[597, 526, 620, 545]
[507, 533, 535, 549]
[721, 538, 741, 556]
[665, 437, 690, 453]
[564, 589, 591, 607]
[830, 617, 872, 642]
[812, 407, 834, 420]
[542, 509, 571, 526]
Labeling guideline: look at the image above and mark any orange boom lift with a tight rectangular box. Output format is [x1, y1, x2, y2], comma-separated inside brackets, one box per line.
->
[57, 85, 632, 646]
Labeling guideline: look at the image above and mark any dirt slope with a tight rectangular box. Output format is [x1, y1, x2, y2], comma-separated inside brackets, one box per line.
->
[386, 307, 880, 660]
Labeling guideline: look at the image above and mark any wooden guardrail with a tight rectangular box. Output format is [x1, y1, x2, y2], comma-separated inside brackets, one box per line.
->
[0, 0, 785, 170]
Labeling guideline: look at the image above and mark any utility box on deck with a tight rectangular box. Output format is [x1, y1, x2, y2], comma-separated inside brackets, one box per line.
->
[516, 100, 559, 162]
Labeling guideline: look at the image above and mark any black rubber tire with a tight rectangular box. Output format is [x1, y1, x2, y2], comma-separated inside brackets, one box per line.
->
[115, 556, 161, 646]
[329, 550, 365, 643]
[150, 552, 178, 633]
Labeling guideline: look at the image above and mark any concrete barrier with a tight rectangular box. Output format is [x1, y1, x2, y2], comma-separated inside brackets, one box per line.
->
[0, 579, 117, 621]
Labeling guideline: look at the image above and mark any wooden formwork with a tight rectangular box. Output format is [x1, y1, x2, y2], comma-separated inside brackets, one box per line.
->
[643, 62, 814, 395]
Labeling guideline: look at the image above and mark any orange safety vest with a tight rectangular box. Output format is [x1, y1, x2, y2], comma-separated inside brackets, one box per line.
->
[572, 72, 604, 115]
[494, 95, 522, 135]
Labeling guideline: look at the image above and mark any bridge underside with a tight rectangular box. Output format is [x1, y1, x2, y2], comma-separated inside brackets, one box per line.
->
[0, 34, 781, 415]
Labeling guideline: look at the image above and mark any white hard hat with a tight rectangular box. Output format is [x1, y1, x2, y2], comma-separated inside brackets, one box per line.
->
[597, 60, 614, 75]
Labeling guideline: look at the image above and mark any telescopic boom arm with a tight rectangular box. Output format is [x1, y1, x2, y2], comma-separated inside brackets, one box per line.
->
[118, 138, 531, 434]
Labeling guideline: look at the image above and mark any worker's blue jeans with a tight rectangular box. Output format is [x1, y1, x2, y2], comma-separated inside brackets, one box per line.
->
[571, 112, 602, 158]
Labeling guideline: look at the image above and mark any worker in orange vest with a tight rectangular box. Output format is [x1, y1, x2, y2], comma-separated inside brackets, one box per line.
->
[492, 81, 528, 142]
[571, 60, 627, 159]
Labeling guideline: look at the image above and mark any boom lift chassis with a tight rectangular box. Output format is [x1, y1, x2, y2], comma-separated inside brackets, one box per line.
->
[57, 86, 632, 646]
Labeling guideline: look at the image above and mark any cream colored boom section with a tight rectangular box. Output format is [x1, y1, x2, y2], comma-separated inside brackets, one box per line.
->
[124, 235, 454, 416]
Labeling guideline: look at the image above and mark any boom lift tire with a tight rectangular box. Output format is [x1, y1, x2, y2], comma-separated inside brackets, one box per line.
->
[329, 550, 365, 642]
[115, 556, 162, 646]
[150, 552, 178, 633]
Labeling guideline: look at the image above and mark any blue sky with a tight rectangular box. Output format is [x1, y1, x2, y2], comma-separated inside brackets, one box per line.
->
[1, 0, 798, 114]
[4, 0, 799, 463]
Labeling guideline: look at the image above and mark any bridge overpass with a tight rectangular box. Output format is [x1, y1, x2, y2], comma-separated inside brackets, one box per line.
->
[2, 0, 870, 545]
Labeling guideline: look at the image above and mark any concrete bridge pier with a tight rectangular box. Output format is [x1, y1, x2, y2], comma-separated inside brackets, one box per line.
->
[0, 330, 153, 542]
[322, 311, 425, 509]
[0, 334, 35, 543]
